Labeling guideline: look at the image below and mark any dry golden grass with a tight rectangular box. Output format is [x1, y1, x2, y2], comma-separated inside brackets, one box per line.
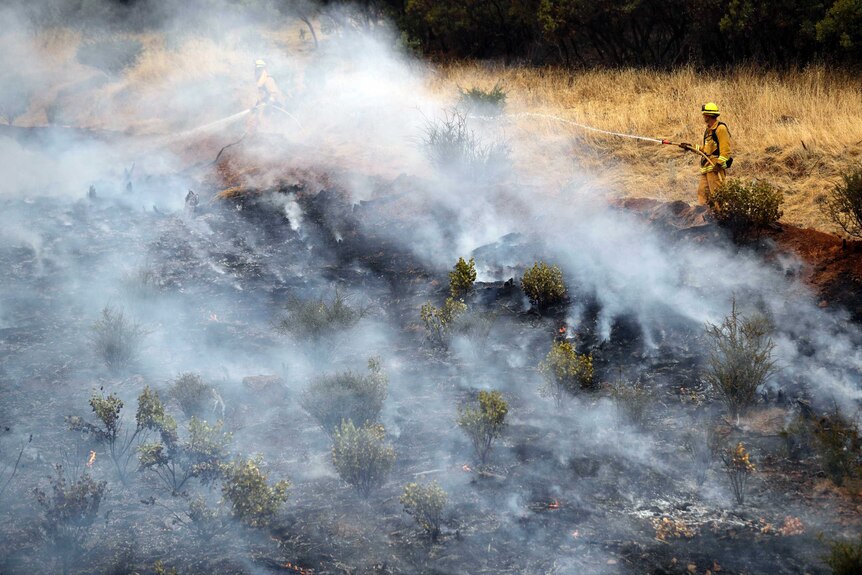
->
[433, 63, 862, 231]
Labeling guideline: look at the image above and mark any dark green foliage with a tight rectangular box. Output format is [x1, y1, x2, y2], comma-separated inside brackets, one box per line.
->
[457, 390, 508, 465]
[521, 261, 566, 310]
[91, 305, 148, 372]
[221, 456, 289, 528]
[276, 290, 368, 341]
[449, 256, 477, 298]
[301, 358, 389, 437]
[400, 481, 447, 540]
[169, 373, 212, 420]
[824, 533, 862, 575]
[76, 37, 143, 76]
[538, 341, 594, 403]
[458, 83, 507, 115]
[817, 0, 862, 58]
[813, 411, 862, 486]
[710, 179, 784, 240]
[331, 420, 395, 498]
[820, 167, 862, 238]
[33, 465, 107, 575]
[704, 300, 777, 421]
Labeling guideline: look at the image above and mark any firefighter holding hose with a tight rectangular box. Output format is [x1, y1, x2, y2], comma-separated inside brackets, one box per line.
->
[678, 103, 733, 205]
[250, 59, 286, 131]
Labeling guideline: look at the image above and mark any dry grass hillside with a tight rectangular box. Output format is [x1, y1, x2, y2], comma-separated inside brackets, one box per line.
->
[435, 64, 862, 231]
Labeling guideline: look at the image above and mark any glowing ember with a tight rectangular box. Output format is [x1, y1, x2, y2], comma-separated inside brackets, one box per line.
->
[283, 562, 314, 575]
[86, 450, 96, 468]
[461, 464, 473, 472]
[548, 499, 561, 509]
[209, 312, 219, 322]
[571, 530, 580, 538]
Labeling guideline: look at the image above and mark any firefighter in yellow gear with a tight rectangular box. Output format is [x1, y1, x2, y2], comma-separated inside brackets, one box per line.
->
[678, 103, 733, 205]
[251, 59, 286, 131]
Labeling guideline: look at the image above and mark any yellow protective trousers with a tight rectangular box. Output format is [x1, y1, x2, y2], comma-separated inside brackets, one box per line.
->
[697, 167, 726, 205]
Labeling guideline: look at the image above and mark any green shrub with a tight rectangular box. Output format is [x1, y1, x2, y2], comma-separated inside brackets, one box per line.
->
[301, 358, 388, 437]
[449, 256, 477, 298]
[169, 373, 211, 420]
[91, 305, 148, 372]
[709, 178, 784, 239]
[276, 290, 368, 341]
[331, 420, 395, 498]
[221, 456, 289, 528]
[538, 341, 594, 403]
[820, 167, 862, 238]
[400, 481, 447, 540]
[423, 109, 510, 180]
[457, 83, 507, 114]
[813, 411, 861, 486]
[420, 297, 467, 348]
[824, 534, 862, 575]
[521, 261, 566, 310]
[704, 300, 777, 421]
[76, 37, 143, 76]
[457, 390, 508, 465]
[33, 465, 107, 575]
[722, 442, 755, 505]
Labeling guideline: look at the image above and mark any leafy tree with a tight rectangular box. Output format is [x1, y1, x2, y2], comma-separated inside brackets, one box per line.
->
[457, 390, 508, 465]
[539, 341, 594, 403]
[816, 0, 862, 58]
[521, 261, 566, 311]
[449, 256, 477, 299]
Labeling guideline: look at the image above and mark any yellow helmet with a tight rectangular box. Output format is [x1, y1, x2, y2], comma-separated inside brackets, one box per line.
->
[254, 59, 267, 69]
[701, 102, 720, 116]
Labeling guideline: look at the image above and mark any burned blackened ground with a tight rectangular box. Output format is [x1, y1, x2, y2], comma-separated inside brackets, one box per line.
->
[0, 161, 859, 575]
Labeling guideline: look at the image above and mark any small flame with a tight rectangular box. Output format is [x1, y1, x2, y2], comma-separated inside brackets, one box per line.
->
[548, 499, 561, 510]
[461, 464, 473, 473]
[283, 562, 314, 575]
[209, 312, 219, 322]
[87, 451, 96, 468]
[571, 530, 580, 538]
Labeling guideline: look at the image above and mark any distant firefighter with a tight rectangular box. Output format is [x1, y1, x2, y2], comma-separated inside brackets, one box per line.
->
[251, 59, 286, 131]
[678, 102, 733, 205]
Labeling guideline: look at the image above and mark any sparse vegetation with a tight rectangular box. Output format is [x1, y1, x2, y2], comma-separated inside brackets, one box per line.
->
[611, 379, 651, 426]
[457, 83, 507, 114]
[704, 300, 777, 421]
[824, 533, 862, 575]
[276, 290, 368, 341]
[521, 261, 566, 310]
[221, 456, 289, 528]
[0, 428, 30, 502]
[33, 465, 108, 575]
[684, 422, 722, 486]
[821, 167, 862, 238]
[169, 373, 212, 420]
[420, 297, 467, 349]
[722, 442, 756, 505]
[331, 420, 395, 498]
[449, 256, 477, 299]
[300, 357, 389, 437]
[457, 390, 508, 465]
[813, 411, 861, 486]
[422, 109, 510, 180]
[400, 481, 447, 540]
[539, 341, 594, 403]
[709, 178, 785, 240]
[76, 37, 143, 76]
[90, 305, 148, 372]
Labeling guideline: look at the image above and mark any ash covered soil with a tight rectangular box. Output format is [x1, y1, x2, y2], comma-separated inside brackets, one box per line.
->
[1, 135, 861, 575]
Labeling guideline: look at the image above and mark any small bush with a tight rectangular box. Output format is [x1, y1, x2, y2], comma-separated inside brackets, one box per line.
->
[709, 178, 784, 240]
[813, 411, 861, 486]
[824, 534, 862, 575]
[684, 423, 722, 486]
[449, 256, 477, 299]
[457, 390, 508, 465]
[457, 83, 507, 115]
[722, 442, 755, 505]
[400, 481, 447, 540]
[301, 357, 389, 437]
[169, 373, 211, 420]
[91, 305, 148, 372]
[539, 341, 594, 403]
[331, 420, 395, 498]
[276, 290, 368, 341]
[33, 465, 107, 575]
[521, 261, 566, 310]
[611, 380, 651, 426]
[420, 297, 467, 349]
[76, 37, 143, 76]
[704, 300, 777, 421]
[821, 167, 862, 238]
[221, 456, 289, 528]
[423, 109, 510, 180]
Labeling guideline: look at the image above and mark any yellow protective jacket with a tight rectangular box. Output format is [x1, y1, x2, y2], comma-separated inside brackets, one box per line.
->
[695, 121, 732, 170]
[256, 70, 284, 106]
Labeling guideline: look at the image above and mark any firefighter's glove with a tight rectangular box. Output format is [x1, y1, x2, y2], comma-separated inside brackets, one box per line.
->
[678, 142, 693, 151]
[700, 164, 715, 174]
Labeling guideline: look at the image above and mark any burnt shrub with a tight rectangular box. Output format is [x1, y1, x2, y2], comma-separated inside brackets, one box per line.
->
[813, 411, 861, 486]
[400, 481, 447, 540]
[538, 341, 594, 403]
[420, 297, 467, 349]
[684, 422, 722, 486]
[91, 305, 148, 372]
[221, 456, 289, 528]
[449, 256, 476, 299]
[301, 357, 388, 437]
[722, 442, 755, 505]
[331, 420, 395, 498]
[0, 428, 30, 501]
[169, 373, 212, 420]
[709, 178, 784, 240]
[521, 261, 566, 310]
[704, 300, 777, 421]
[457, 390, 508, 465]
[276, 290, 368, 341]
[824, 534, 862, 575]
[76, 37, 143, 76]
[422, 109, 510, 180]
[610, 379, 651, 426]
[820, 166, 862, 238]
[33, 465, 107, 575]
